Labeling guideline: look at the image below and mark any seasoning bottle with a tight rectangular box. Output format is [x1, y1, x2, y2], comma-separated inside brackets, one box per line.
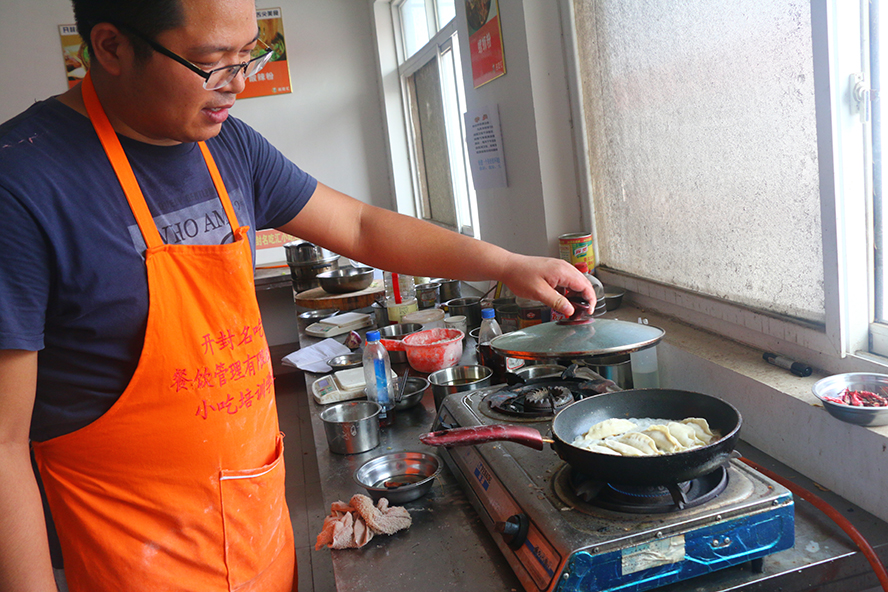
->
[362, 330, 394, 424]
[477, 308, 505, 380]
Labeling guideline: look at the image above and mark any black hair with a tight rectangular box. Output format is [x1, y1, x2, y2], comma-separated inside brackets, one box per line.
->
[72, 0, 185, 61]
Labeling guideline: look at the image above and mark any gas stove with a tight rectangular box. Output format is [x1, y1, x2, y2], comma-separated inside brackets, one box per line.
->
[431, 383, 795, 592]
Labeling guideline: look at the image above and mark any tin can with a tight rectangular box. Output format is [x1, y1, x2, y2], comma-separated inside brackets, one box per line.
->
[518, 303, 550, 329]
[415, 282, 440, 309]
[496, 304, 520, 333]
[558, 232, 595, 269]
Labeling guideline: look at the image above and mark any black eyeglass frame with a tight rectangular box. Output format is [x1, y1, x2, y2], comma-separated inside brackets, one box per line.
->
[118, 24, 274, 90]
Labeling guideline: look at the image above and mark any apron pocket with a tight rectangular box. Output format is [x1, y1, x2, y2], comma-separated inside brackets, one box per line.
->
[220, 435, 291, 589]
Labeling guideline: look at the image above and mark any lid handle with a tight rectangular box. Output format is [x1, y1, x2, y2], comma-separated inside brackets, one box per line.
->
[557, 294, 594, 325]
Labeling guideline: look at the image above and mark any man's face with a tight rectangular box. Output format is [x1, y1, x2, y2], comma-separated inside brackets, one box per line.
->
[119, 0, 259, 144]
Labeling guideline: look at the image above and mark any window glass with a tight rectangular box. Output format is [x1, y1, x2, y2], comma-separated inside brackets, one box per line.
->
[437, 0, 456, 25]
[572, 0, 823, 322]
[875, 1, 886, 322]
[400, 0, 432, 59]
[409, 58, 458, 227]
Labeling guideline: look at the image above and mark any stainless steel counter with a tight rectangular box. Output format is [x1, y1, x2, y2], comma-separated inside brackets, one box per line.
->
[298, 321, 888, 592]
[301, 331, 523, 591]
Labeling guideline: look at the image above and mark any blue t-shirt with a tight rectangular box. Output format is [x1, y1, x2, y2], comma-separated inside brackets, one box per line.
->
[0, 98, 317, 441]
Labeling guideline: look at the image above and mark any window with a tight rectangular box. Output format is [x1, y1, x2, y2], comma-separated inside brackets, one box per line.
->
[873, 0, 888, 354]
[567, 0, 882, 366]
[385, 0, 479, 236]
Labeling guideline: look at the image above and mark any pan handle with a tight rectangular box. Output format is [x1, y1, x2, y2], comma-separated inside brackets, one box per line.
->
[419, 425, 545, 450]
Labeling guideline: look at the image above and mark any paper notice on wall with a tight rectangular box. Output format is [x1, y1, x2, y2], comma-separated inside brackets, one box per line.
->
[465, 104, 507, 190]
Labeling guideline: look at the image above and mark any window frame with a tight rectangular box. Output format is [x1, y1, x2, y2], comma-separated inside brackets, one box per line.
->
[379, 0, 479, 236]
[814, 0, 877, 360]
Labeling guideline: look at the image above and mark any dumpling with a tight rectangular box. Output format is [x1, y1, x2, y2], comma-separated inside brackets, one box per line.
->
[602, 440, 645, 457]
[641, 425, 684, 454]
[577, 418, 636, 442]
[666, 422, 706, 448]
[682, 417, 717, 445]
[610, 432, 661, 456]
[583, 443, 621, 455]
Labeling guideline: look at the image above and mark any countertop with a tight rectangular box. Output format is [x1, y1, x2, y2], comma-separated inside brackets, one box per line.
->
[297, 320, 888, 592]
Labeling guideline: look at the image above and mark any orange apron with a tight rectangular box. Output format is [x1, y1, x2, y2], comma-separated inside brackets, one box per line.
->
[32, 73, 295, 592]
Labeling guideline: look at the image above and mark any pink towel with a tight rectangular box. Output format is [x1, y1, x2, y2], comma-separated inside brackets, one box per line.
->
[315, 494, 412, 550]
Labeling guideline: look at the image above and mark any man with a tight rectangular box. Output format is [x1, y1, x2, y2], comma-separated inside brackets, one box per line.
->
[0, 1, 594, 590]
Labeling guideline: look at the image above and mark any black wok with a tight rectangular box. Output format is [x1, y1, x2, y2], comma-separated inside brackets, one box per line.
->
[420, 389, 741, 486]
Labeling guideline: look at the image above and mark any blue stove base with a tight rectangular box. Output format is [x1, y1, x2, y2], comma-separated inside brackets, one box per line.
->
[555, 500, 795, 592]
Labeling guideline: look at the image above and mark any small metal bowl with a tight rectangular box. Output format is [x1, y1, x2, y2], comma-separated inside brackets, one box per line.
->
[378, 323, 424, 363]
[604, 287, 626, 311]
[327, 353, 363, 371]
[298, 308, 339, 321]
[316, 267, 374, 294]
[394, 376, 430, 410]
[811, 372, 888, 426]
[515, 364, 567, 381]
[354, 451, 441, 504]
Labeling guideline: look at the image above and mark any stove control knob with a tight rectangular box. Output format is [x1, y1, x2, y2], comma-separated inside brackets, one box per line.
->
[495, 514, 529, 549]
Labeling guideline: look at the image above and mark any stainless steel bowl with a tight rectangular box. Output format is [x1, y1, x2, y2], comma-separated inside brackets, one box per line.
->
[394, 376, 430, 410]
[378, 323, 424, 363]
[515, 364, 566, 381]
[298, 308, 339, 322]
[316, 267, 374, 294]
[353, 451, 441, 504]
[327, 353, 363, 371]
[428, 365, 493, 410]
[812, 373, 888, 426]
[604, 287, 626, 311]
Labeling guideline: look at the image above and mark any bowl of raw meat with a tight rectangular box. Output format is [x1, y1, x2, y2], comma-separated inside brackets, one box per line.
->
[811, 372, 888, 426]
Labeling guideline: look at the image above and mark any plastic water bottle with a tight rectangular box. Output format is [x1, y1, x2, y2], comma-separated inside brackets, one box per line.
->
[477, 308, 504, 380]
[363, 330, 394, 423]
[629, 318, 660, 388]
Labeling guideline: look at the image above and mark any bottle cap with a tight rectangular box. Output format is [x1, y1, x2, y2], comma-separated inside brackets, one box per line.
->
[365, 330, 380, 342]
[481, 308, 496, 319]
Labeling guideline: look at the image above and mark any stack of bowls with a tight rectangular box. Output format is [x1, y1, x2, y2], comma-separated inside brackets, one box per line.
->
[284, 241, 340, 293]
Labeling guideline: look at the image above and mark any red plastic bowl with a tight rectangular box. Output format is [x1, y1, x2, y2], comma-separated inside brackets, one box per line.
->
[401, 328, 464, 373]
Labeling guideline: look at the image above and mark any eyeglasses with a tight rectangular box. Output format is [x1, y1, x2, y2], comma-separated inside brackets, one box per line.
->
[120, 25, 274, 91]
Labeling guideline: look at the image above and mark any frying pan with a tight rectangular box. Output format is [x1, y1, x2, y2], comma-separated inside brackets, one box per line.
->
[420, 389, 741, 486]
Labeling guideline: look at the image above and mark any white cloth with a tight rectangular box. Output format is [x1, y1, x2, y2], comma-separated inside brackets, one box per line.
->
[315, 494, 412, 550]
[281, 338, 350, 373]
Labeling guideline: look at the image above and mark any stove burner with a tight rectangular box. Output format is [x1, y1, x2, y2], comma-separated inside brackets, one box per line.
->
[483, 376, 614, 419]
[523, 385, 574, 411]
[485, 383, 578, 418]
[558, 465, 729, 514]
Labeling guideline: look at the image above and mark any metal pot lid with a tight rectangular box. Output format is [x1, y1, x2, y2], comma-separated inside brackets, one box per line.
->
[490, 318, 664, 360]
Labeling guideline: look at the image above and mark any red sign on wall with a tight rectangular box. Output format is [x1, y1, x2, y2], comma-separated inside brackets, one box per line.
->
[466, 0, 506, 88]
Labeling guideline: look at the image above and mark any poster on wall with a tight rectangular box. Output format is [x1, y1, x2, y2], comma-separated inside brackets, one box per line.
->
[239, 7, 292, 99]
[59, 24, 89, 88]
[57, 7, 291, 98]
[465, 0, 505, 88]
[465, 104, 507, 189]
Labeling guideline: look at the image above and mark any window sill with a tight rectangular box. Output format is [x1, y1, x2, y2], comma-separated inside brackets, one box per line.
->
[603, 300, 888, 524]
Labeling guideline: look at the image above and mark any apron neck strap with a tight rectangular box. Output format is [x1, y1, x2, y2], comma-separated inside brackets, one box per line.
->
[81, 72, 241, 249]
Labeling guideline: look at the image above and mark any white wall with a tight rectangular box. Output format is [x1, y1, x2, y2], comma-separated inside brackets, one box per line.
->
[0, 0, 392, 211]
[453, 0, 588, 258]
